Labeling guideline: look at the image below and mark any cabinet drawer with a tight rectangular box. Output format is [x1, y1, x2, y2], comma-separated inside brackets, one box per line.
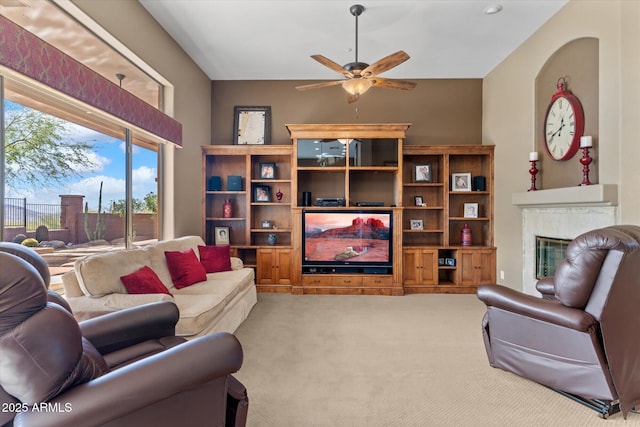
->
[302, 275, 332, 286]
[362, 276, 393, 287]
[332, 276, 363, 286]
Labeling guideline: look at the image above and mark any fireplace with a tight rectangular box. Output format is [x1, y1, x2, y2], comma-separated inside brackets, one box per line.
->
[535, 236, 570, 278]
[512, 185, 618, 295]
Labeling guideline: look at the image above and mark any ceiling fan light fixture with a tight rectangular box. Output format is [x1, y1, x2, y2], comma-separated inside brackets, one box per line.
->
[342, 78, 373, 96]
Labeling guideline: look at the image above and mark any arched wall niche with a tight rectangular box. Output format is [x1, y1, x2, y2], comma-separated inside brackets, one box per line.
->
[535, 37, 599, 189]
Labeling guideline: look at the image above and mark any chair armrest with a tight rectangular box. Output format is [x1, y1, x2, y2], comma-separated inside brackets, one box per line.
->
[477, 284, 597, 332]
[14, 332, 243, 427]
[79, 301, 180, 354]
[231, 256, 244, 270]
[535, 277, 556, 299]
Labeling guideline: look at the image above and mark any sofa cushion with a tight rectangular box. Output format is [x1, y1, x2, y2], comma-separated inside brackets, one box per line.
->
[120, 266, 172, 296]
[144, 236, 206, 289]
[198, 245, 232, 273]
[74, 248, 150, 297]
[164, 249, 207, 289]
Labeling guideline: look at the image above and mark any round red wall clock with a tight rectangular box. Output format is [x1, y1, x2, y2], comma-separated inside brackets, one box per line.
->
[543, 78, 585, 161]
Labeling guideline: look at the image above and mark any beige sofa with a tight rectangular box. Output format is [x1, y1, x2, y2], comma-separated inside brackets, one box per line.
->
[62, 236, 257, 338]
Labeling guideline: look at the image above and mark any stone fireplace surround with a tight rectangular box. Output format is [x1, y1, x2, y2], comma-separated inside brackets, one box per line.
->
[512, 184, 618, 295]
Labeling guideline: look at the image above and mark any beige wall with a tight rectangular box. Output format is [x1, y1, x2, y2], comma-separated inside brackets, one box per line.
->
[485, 0, 640, 289]
[74, 0, 212, 238]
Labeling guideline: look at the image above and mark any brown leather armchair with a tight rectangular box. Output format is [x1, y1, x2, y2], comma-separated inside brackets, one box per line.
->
[477, 225, 640, 418]
[0, 243, 248, 427]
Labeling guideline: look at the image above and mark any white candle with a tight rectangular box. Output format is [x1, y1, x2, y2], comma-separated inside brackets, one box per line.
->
[529, 151, 539, 161]
[580, 136, 593, 148]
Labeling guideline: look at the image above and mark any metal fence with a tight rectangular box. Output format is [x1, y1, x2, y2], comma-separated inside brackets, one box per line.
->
[4, 198, 62, 231]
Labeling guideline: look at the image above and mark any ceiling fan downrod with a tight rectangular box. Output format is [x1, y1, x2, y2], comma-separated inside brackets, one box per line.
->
[350, 4, 364, 66]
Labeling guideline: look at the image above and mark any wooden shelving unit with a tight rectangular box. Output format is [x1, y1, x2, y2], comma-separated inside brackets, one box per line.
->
[202, 130, 495, 296]
[402, 145, 495, 294]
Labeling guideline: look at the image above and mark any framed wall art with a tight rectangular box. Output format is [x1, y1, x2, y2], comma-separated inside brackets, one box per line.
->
[233, 106, 271, 145]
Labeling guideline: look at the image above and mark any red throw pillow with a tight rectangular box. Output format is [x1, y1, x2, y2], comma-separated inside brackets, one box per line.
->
[164, 248, 207, 289]
[120, 266, 172, 295]
[198, 245, 232, 273]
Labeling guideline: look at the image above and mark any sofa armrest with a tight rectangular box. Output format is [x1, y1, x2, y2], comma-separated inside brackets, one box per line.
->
[80, 301, 180, 354]
[14, 332, 243, 427]
[477, 284, 597, 332]
[66, 293, 174, 319]
[231, 256, 244, 270]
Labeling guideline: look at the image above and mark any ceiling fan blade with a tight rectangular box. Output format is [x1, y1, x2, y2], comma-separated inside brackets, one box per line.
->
[361, 51, 410, 77]
[372, 78, 417, 90]
[296, 80, 345, 91]
[311, 55, 354, 78]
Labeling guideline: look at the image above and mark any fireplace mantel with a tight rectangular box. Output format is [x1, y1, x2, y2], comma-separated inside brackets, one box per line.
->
[512, 184, 618, 208]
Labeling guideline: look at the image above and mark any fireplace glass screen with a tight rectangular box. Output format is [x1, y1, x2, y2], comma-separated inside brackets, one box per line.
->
[536, 236, 571, 279]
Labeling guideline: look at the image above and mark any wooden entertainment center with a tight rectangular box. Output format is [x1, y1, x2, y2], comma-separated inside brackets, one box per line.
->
[202, 123, 495, 295]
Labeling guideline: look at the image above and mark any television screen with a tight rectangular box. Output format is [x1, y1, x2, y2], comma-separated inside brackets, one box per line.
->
[303, 210, 392, 267]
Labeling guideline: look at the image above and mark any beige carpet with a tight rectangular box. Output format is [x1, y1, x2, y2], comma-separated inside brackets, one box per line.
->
[233, 293, 639, 426]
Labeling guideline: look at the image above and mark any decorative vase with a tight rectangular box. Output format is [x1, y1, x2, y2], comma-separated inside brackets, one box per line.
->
[223, 199, 233, 218]
[267, 233, 277, 246]
[461, 223, 472, 246]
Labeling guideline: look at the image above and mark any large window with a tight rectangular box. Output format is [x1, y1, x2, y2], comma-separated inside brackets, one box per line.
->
[1, 2, 168, 278]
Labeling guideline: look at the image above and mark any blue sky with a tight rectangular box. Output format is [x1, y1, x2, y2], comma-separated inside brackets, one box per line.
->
[5, 100, 158, 211]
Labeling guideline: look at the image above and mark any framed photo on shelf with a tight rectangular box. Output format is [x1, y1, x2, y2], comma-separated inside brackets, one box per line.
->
[214, 227, 229, 246]
[233, 106, 271, 145]
[414, 163, 432, 183]
[414, 196, 425, 207]
[259, 162, 276, 179]
[445, 258, 456, 267]
[464, 203, 479, 218]
[452, 173, 472, 191]
[410, 219, 424, 230]
[254, 185, 271, 202]
[261, 220, 273, 229]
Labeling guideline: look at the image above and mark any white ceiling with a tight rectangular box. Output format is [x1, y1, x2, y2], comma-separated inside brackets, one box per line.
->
[140, 0, 568, 82]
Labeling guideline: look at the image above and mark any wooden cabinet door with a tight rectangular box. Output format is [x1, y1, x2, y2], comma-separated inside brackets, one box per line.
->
[274, 248, 292, 284]
[456, 249, 496, 286]
[257, 248, 292, 285]
[403, 249, 438, 286]
[403, 249, 421, 286]
[419, 249, 438, 285]
[256, 249, 275, 284]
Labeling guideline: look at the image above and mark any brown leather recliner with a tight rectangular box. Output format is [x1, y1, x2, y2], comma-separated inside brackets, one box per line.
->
[0, 243, 248, 427]
[477, 225, 640, 418]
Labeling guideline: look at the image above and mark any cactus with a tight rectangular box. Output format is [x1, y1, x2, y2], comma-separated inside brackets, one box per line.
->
[84, 181, 106, 241]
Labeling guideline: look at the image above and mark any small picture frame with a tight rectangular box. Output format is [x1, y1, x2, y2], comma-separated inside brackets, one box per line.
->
[259, 162, 276, 179]
[452, 173, 472, 191]
[415, 163, 432, 183]
[261, 220, 273, 229]
[254, 185, 271, 202]
[414, 196, 425, 207]
[445, 258, 456, 267]
[410, 219, 424, 230]
[438, 258, 445, 266]
[233, 106, 271, 145]
[214, 227, 229, 246]
[464, 203, 479, 218]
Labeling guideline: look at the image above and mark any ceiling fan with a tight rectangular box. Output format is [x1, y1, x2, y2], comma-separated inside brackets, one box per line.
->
[296, 4, 416, 103]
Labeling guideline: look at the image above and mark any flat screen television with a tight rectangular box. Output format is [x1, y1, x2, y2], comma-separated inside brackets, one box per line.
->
[302, 210, 393, 270]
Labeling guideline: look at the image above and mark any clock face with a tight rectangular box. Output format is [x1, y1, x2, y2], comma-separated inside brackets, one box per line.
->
[544, 96, 579, 160]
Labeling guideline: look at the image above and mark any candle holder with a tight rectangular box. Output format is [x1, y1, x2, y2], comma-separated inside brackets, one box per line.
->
[579, 146, 592, 186]
[528, 160, 538, 191]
